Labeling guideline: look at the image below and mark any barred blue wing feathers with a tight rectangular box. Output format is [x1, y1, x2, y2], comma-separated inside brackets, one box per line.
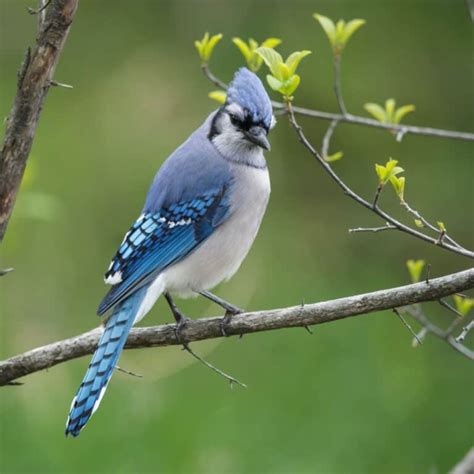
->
[97, 186, 230, 315]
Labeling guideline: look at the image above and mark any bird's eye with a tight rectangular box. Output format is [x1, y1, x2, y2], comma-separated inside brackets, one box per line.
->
[229, 113, 241, 126]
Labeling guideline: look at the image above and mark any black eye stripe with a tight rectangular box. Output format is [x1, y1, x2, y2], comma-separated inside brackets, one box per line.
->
[229, 113, 243, 126]
[228, 112, 258, 132]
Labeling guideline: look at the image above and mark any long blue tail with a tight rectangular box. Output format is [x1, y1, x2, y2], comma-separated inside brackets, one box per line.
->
[65, 287, 147, 437]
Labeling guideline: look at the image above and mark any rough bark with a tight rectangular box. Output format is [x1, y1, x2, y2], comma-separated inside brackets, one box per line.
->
[0, 0, 79, 240]
[1, 267, 472, 386]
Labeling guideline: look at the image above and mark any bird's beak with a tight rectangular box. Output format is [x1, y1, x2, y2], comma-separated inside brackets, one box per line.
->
[244, 126, 271, 151]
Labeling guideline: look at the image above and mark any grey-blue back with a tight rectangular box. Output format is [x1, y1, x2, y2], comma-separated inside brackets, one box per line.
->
[143, 111, 232, 213]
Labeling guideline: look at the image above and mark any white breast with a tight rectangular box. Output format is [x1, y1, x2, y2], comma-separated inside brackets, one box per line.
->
[162, 164, 271, 297]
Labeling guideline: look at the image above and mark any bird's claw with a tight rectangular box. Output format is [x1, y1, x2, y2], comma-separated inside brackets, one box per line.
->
[174, 314, 190, 345]
[220, 307, 243, 337]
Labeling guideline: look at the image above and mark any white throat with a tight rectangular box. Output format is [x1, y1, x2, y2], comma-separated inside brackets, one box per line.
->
[212, 132, 267, 168]
[212, 110, 267, 168]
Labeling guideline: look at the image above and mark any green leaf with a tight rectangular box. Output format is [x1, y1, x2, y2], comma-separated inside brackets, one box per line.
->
[453, 295, 474, 317]
[340, 19, 366, 45]
[278, 62, 291, 81]
[406, 259, 426, 283]
[261, 37, 282, 49]
[195, 32, 222, 63]
[324, 151, 344, 162]
[314, 13, 365, 54]
[385, 158, 402, 174]
[375, 164, 387, 183]
[394, 104, 415, 124]
[414, 219, 424, 228]
[365, 99, 415, 125]
[364, 103, 387, 122]
[208, 90, 227, 104]
[255, 47, 284, 78]
[249, 38, 259, 51]
[204, 33, 223, 62]
[313, 13, 337, 46]
[285, 50, 312, 76]
[375, 158, 404, 185]
[258, 48, 310, 99]
[385, 99, 396, 122]
[389, 175, 405, 201]
[335, 19, 345, 39]
[266, 74, 284, 92]
[437, 221, 446, 232]
[280, 74, 301, 97]
[194, 32, 209, 58]
[234, 37, 283, 72]
[232, 37, 252, 62]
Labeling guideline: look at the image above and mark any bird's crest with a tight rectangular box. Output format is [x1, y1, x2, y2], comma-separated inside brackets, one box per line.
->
[226, 68, 273, 129]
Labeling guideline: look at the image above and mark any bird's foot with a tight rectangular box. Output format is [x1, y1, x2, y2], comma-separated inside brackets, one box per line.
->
[174, 311, 190, 345]
[164, 291, 190, 345]
[198, 290, 244, 337]
[220, 307, 243, 337]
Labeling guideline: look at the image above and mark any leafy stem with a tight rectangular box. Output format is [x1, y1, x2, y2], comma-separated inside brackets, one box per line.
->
[285, 101, 474, 259]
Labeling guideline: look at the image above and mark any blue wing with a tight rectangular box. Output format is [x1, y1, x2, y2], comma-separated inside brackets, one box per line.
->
[97, 185, 231, 315]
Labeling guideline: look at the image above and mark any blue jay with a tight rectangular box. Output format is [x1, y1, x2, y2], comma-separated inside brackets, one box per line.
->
[65, 68, 275, 437]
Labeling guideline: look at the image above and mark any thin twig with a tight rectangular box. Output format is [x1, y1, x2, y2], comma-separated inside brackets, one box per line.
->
[50, 80, 73, 89]
[456, 319, 474, 343]
[349, 224, 396, 234]
[27, 0, 51, 16]
[0, 268, 14, 276]
[182, 343, 246, 388]
[285, 101, 474, 259]
[1, 268, 473, 386]
[403, 305, 474, 360]
[333, 54, 347, 116]
[372, 185, 383, 208]
[439, 299, 464, 319]
[400, 201, 464, 250]
[285, 108, 474, 142]
[116, 365, 143, 378]
[425, 264, 431, 284]
[411, 326, 428, 348]
[396, 128, 408, 142]
[321, 119, 340, 158]
[393, 308, 422, 345]
[200, 65, 474, 142]
[201, 64, 227, 89]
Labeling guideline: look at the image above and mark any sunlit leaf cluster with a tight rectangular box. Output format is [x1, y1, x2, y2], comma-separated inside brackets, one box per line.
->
[232, 37, 282, 72]
[364, 99, 415, 125]
[313, 13, 365, 55]
[256, 47, 311, 100]
[194, 32, 223, 64]
[375, 158, 405, 201]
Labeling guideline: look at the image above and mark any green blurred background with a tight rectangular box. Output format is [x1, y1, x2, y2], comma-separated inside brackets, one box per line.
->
[1, 0, 473, 473]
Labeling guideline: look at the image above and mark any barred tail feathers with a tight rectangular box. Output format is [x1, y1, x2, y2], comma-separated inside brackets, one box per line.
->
[65, 287, 147, 437]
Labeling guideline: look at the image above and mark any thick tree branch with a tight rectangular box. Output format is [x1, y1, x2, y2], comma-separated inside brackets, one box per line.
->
[0, 0, 79, 241]
[0, 268, 472, 386]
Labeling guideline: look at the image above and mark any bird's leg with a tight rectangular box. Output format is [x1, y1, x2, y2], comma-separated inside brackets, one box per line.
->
[164, 292, 189, 345]
[164, 293, 246, 388]
[199, 290, 243, 337]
